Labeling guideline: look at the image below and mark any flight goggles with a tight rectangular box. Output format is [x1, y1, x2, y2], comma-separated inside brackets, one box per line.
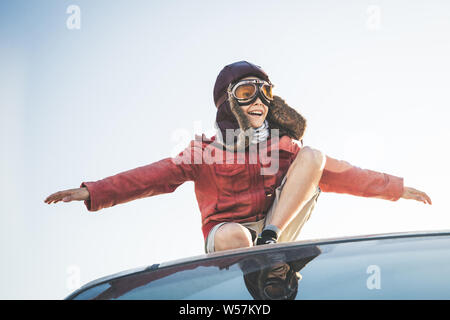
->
[227, 79, 274, 106]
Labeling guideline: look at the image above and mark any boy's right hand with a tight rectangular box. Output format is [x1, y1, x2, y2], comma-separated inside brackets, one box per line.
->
[44, 187, 90, 204]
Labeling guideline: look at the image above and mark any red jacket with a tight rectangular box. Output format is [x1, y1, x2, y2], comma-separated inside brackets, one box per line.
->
[81, 135, 404, 240]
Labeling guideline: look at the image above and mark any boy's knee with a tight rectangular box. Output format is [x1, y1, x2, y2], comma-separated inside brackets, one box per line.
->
[214, 223, 253, 252]
[295, 146, 325, 170]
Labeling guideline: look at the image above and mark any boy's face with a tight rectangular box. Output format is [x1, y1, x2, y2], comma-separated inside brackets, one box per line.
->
[238, 76, 270, 128]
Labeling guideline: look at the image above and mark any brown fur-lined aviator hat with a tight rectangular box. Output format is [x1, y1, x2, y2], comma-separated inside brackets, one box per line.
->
[213, 61, 307, 151]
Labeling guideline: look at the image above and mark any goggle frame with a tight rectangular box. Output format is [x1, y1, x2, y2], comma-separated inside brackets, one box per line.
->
[228, 79, 275, 103]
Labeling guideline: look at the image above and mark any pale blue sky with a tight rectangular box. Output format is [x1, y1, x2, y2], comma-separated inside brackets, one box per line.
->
[1, 0, 449, 299]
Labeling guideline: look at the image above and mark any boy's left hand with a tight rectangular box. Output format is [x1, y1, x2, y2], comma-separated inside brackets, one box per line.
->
[401, 186, 432, 205]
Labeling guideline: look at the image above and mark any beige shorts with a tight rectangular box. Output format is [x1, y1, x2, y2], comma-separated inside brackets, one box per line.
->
[205, 176, 321, 253]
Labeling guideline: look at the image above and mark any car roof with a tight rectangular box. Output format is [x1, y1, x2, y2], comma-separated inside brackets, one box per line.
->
[65, 229, 450, 299]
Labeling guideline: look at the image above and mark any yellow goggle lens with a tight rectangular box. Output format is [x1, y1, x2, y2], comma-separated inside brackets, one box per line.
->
[234, 84, 257, 100]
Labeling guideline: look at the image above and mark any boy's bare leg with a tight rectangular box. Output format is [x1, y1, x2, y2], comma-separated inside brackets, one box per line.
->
[266, 146, 325, 232]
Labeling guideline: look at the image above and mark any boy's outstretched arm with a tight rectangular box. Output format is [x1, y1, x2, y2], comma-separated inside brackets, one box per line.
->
[319, 156, 432, 205]
[44, 140, 202, 210]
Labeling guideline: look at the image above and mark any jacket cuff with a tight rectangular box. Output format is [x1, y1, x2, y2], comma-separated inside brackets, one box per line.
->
[80, 181, 97, 211]
[386, 175, 404, 201]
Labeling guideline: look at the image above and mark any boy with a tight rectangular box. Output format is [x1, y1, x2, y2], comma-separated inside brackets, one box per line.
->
[45, 61, 432, 253]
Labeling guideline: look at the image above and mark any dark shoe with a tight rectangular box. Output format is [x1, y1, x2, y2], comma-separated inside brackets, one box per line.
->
[256, 229, 278, 245]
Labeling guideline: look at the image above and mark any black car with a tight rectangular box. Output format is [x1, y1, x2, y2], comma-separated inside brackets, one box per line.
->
[66, 230, 450, 300]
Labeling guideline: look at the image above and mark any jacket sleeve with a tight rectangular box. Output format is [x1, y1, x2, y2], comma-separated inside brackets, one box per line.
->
[80, 140, 202, 211]
[318, 155, 404, 201]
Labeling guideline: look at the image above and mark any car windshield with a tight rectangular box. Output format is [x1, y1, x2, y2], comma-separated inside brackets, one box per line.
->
[69, 233, 450, 300]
